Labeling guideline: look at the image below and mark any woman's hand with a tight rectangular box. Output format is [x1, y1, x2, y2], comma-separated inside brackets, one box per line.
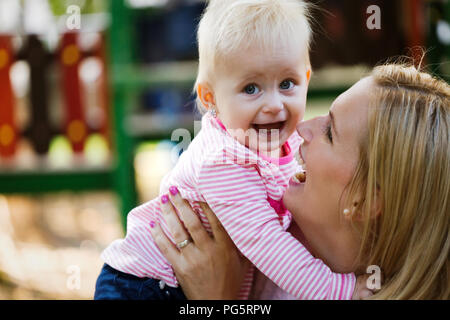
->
[352, 274, 375, 300]
[149, 187, 250, 300]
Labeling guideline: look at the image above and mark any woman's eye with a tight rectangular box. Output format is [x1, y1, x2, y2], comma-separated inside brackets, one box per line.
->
[243, 84, 260, 95]
[280, 79, 295, 90]
[325, 124, 333, 142]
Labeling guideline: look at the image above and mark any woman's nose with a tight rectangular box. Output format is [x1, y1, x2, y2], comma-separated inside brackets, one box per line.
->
[296, 120, 313, 142]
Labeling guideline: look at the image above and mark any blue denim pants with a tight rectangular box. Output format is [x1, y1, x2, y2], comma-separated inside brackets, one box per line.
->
[94, 264, 187, 300]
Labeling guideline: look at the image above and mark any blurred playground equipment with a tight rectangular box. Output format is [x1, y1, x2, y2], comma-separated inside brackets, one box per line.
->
[0, 0, 448, 299]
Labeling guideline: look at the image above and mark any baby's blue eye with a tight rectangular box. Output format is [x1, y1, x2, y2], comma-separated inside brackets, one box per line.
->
[244, 84, 260, 95]
[280, 80, 295, 90]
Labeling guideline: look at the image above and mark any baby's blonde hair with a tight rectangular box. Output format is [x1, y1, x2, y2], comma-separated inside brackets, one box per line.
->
[195, 0, 313, 113]
[345, 62, 450, 299]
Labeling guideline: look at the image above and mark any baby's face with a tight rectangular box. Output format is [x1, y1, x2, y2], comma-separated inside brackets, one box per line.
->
[211, 44, 309, 156]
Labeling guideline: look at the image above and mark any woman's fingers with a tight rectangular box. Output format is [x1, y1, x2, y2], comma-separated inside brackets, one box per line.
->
[167, 187, 211, 248]
[160, 194, 192, 248]
[150, 191, 246, 300]
[149, 221, 181, 267]
[199, 202, 233, 246]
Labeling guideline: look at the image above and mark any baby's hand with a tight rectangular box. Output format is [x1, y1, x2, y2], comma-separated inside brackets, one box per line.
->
[352, 274, 374, 300]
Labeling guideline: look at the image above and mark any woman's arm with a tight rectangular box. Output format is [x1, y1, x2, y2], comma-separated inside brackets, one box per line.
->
[149, 190, 250, 300]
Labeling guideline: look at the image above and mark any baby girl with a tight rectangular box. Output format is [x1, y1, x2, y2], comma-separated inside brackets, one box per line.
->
[96, 0, 364, 300]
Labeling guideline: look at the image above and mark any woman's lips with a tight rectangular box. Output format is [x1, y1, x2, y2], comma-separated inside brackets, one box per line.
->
[292, 143, 307, 185]
[291, 171, 306, 184]
[298, 144, 306, 164]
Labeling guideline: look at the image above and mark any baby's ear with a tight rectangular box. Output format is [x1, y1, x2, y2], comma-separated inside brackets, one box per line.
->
[197, 83, 215, 110]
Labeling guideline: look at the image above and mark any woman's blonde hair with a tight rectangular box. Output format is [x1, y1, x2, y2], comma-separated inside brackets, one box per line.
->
[195, 0, 312, 112]
[345, 62, 450, 299]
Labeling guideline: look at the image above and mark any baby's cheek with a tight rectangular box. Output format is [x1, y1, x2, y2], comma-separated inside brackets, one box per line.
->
[293, 97, 307, 120]
[288, 103, 304, 124]
[298, 105, 306, 122]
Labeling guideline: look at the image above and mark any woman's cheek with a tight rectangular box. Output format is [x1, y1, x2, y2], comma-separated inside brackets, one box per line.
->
[304, 155, 335, 220]
[311, 160, 352, 223]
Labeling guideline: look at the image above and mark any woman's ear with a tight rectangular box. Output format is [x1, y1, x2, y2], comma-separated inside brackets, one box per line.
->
[197, 83, 215, 110]
[346, 188, 382, 222]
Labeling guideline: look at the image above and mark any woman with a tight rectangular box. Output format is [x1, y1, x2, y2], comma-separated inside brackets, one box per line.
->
[149, 63, 450, 299]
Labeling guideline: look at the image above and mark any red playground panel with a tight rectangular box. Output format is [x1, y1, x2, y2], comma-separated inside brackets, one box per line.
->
[60, 32, 87, 154]
[0, 35, 17, 158]
[94, 34, 111, 149]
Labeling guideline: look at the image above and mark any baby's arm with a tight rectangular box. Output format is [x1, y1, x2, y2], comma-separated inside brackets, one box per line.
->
[199, 161, 356, 300]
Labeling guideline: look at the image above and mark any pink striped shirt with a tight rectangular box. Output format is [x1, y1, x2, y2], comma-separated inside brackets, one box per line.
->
[101, 113, 356, 299]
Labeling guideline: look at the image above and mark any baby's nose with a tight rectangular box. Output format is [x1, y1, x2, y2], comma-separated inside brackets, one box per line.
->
[262, 94, 283, 114]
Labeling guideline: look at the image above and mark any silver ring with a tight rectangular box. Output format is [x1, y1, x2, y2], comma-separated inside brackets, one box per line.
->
[176, 239, 191, 249]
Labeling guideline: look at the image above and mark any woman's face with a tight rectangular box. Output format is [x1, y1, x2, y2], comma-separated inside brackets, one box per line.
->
[283, 77, 373, 273]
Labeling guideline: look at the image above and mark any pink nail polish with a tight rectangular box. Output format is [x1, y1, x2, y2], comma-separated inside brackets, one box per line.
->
[169, 186, 178, 196]
[161, 195, 169, 204]
[149, 221, 156, 228]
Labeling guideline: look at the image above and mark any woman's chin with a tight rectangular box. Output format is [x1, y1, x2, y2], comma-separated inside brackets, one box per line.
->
[283, 179, 305, 213]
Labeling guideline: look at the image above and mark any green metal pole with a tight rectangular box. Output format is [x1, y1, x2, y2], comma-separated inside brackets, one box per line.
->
[109, 0, 138, 231]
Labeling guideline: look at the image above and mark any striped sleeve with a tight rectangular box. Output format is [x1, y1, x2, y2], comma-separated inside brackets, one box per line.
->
[198, 159, 356, 300]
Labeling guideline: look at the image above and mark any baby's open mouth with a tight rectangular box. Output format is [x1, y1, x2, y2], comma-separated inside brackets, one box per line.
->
[251, 121, 286, 132]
